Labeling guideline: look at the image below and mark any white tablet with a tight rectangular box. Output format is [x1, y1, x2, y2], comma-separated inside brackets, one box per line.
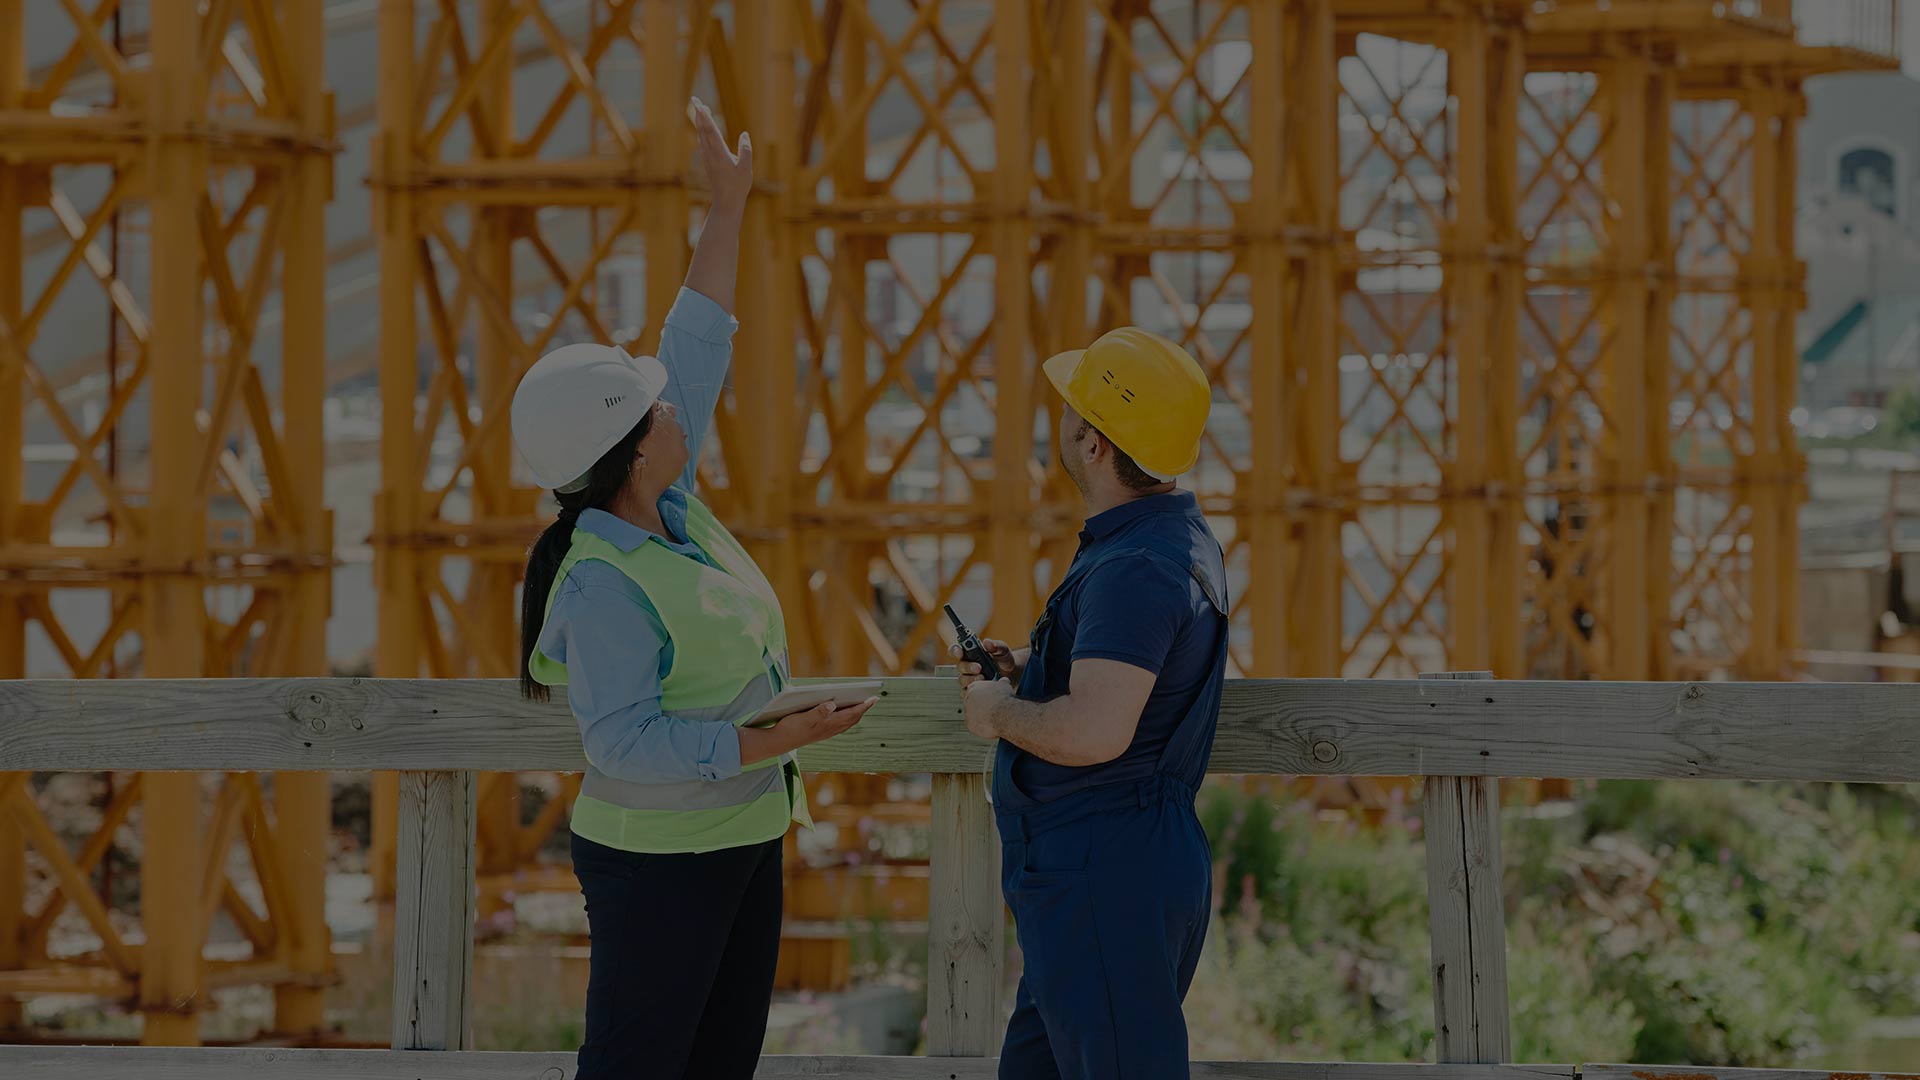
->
[746, 681, 884, 727]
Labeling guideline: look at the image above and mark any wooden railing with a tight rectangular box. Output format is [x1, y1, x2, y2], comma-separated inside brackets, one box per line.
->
[2, 674, 1916, 1079]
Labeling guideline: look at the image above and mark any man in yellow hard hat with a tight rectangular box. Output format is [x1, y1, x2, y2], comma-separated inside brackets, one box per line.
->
[950, 327, 1228, 1079]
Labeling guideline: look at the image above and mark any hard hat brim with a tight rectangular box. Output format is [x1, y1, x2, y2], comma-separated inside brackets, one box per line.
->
[1043, 347, 1198, 479]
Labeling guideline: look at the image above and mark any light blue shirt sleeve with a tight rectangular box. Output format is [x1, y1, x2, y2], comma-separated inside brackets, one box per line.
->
[656, 287, 738, 496]
[544, 561, 744, 784]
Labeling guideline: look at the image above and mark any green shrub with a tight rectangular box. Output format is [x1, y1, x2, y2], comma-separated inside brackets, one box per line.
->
[1188, 778, 1920, 1067]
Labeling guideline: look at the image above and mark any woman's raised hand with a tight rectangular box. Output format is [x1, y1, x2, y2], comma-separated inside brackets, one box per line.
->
[689, 97, 752, 211]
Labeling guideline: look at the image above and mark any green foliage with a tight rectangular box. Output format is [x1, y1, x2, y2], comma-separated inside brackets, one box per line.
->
[1890, 386, 1920, 438]
[1187, 779, 1920, 1067]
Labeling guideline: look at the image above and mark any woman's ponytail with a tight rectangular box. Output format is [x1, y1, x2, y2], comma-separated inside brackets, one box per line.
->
[518, 408, 656, 700]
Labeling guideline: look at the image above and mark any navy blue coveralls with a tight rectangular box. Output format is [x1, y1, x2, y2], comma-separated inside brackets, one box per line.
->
[991, 490, 1230, 1080]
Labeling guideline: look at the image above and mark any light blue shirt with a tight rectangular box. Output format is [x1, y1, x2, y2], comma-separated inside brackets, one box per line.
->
[535, 287, 747, 785]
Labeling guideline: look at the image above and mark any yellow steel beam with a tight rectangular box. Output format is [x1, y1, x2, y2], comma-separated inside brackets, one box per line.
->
[472, 0, 522, 887]
[735, 0, 806, 657]
[1246, 0, 1286, 676]
[1449, 12, 1493, 674]
[371, 0, 421, 901]
[1770, 81, 1802, 681]
[1747, 81, 1783, 680]
[1644, 64, 1678, 681]
[273, 0, 334, 1037]
[1487, 22, 1525, 680]
[642, 0, 688, 359]
[1599, 53, 1654, 681]
[988, 0, 1035, 640]
[1741, 75, 1802, 679]
[1291, 0, 1342, 678]
[826, 6, 874, 674]
[142, 1, 211, 1045]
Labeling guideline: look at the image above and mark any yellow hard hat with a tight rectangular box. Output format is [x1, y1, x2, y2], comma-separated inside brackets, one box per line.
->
[1043, 327, 1210, 479]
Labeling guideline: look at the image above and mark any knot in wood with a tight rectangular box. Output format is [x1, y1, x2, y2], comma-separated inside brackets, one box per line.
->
[285, 680, 368, 739]
[1683, 684, 1706, 701]
[1311, 739, 1339, 764]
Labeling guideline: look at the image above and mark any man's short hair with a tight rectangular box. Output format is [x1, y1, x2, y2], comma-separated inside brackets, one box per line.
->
[1075, 418, 1164, 493]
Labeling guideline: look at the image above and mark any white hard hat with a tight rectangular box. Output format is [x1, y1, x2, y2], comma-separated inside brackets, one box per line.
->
[510, 342, 668, 493]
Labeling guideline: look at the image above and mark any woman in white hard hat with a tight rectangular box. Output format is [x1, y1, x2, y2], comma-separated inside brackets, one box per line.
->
[511, 100, 876, 1080]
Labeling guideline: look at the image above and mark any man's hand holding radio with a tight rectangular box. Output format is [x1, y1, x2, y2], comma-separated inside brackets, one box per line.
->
[948, 638, 1027, 689]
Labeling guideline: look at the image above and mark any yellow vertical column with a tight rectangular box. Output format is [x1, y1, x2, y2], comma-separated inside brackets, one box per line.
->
[1745, 78, 1792, 679]
[1054, 0, 1091, 411]
[143, 2, 210, 1044]
[1104, 0, 1137, 327]
[1486, 22, 1524, 678]
[1598, 55, 1651, 680]
[1048, 0, 1093, 593]
[736, 0, 805, 655]
[274, 0, 334, 1035]
[642, 0, 689, 357]
[371, 0, 421, 900]
[1291, 0, 1341, 677]
[826, 15, 872, 672]
[1247, 0, 1287, 676]
[989, 0, 1035, 637]
[1771, 83, 1803, 678]
[469, 0, 521, 680]
[0, 0, 25, 1033]
[472, 0, 520, 886]
[1448, 14, 1492, 673]
[1644, 65, 1676, 680]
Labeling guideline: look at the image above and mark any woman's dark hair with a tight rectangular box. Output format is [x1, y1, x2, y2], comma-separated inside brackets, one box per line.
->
[520, 410, 654, 700]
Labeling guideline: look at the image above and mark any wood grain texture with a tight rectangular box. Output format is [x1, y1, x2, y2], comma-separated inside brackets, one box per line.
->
[0, 1046, 1577, 1079]
[391, 771, 476, 1051]
[1419, 674, 1511, 1065]
[4, 677, 1919, 782]
[1582, 1067, 1916, 1080]
[924, 772, 1004, 1056]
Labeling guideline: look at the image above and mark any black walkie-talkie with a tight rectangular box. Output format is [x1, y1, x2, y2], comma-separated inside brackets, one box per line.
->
[943, 604, 1000, 681]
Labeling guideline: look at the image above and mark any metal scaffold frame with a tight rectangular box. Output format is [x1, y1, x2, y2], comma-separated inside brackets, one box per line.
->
[361, 0, 1893, 927]
[0, 0, 335, 1044]
[4, 0, 1897, 1036]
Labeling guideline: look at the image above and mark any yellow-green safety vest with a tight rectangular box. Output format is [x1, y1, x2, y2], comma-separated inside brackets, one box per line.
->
[530, 495, 811, 853]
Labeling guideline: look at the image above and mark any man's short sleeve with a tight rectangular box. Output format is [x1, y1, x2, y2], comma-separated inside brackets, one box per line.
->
[1069, 552, 1192, 675]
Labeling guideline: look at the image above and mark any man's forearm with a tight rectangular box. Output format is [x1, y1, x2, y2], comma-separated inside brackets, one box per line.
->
[684, 200, 745, 313]
[984, 693, 1111, 767]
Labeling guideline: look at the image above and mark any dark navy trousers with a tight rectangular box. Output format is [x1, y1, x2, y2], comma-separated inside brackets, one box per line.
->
[570, 832, 783, 1080]
[995, 775, 1213, 1080]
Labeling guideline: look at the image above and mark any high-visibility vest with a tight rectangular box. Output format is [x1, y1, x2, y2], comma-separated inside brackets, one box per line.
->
[529, 495, 810, 853]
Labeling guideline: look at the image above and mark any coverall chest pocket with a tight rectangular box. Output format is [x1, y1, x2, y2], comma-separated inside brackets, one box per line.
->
[1016, 600, 1061, 701]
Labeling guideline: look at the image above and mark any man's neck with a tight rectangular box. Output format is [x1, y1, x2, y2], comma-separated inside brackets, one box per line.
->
[1081, 482, 1176, 522]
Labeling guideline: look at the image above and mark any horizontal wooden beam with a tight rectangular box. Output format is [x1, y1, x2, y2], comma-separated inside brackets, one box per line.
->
[2, 1048, 1901, 1079]
[2, 677, 1917, 783]
[0, 1046, 1580, 1079]
[1582, 1067, 1912, 1080]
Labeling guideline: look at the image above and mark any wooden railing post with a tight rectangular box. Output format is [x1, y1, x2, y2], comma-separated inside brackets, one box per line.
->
[1418, 671, 1511, 1063]
[926, 771, 1003, 1056]
[391, 770, 476, 1050]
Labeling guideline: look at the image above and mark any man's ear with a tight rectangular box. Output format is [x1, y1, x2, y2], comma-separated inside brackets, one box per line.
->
[1087, 428, 1111, 463]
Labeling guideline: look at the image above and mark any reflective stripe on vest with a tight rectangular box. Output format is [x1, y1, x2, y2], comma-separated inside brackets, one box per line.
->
[529, 495, 811, 853]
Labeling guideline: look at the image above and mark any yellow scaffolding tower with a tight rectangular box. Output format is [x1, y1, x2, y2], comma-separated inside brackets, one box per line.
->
[5, 0, 1899, 1031]
[356, 0, 1895, 916]
[0, 1, 335, 1043]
